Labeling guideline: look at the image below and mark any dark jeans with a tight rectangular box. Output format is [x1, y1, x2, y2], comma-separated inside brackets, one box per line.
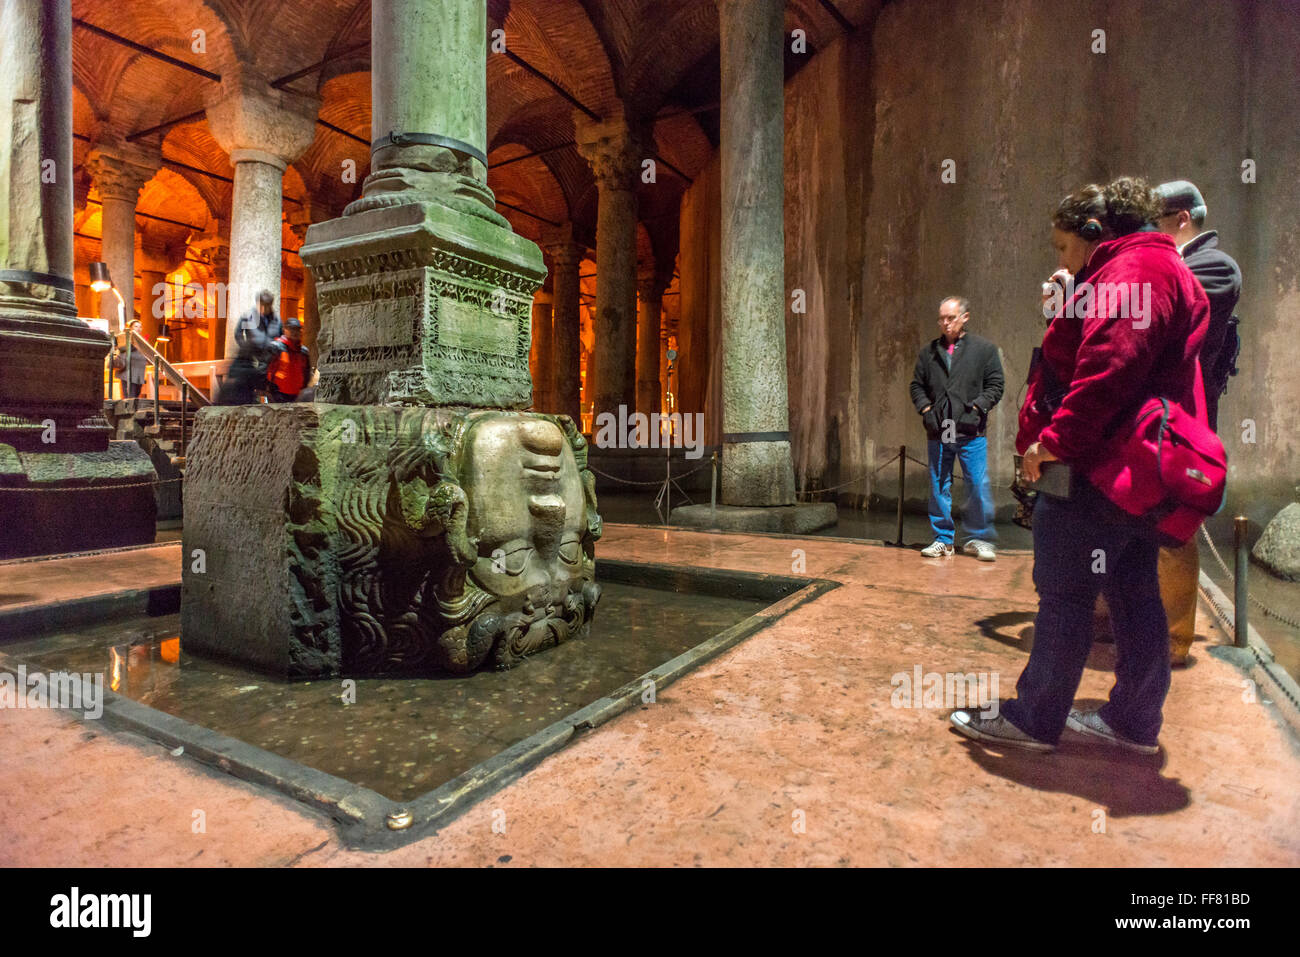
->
[1001, 480, 1170, 747]
[267, 388, 297, 403]
[122, 381, 142, 399]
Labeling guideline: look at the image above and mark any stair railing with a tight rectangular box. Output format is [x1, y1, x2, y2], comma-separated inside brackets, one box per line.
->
[127, 330, 211, 459]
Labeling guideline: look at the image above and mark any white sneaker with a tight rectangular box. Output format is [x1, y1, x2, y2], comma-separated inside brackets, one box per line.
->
[964, 540, 996, 562]
[921, 540, 955, 558]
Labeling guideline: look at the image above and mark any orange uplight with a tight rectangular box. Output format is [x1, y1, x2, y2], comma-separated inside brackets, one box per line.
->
[159, 637, 180, 664]
[109, 647, 123, 692]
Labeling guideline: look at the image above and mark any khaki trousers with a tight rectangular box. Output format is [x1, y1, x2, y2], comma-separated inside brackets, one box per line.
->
[1093, 538, 1199, 663]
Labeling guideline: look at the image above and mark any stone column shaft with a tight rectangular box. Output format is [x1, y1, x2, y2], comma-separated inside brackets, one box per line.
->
[636, 270, 670, 414]
[207, 78, 318, 357]
[547, 240, 584, 423]
[717, 0, 795, 505]
[532, 291, 554, 411]
[0, 0, 156, 559]
[575, 116, 642, 421]
[140, 269, 166, 341]
[226, 152, 286, 355]
[0, 0, 109, 420]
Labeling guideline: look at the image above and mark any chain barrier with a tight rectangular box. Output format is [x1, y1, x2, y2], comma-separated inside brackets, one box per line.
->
[1199, 525, 1300, 631]
[794, 448, 968, 500]
[588, 462, 710, 487]
[0, 476, 183, 493]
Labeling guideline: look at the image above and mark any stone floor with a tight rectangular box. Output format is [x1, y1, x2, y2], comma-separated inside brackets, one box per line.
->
[0, 525, 1297, 866]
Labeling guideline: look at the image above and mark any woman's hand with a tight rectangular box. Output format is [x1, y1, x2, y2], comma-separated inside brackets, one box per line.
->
[1021, 441, 1058, 482]
[1041, 269, 1072, 317]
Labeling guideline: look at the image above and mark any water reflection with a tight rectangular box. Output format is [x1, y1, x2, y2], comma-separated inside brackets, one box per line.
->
[14, 582, 763, 802]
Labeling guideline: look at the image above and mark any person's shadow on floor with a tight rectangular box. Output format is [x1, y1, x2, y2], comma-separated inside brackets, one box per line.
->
[950, 697, 1190, 817]
[974, 611, 1117, 673]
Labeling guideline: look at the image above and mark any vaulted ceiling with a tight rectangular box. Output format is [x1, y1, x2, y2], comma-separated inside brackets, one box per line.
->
[70, 0, 877, 274]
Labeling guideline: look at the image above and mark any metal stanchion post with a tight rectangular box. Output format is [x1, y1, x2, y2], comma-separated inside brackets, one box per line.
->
[710, 450, 717, 523]
[1234, 515, 1249, 648]
[895, 444, 906, 546]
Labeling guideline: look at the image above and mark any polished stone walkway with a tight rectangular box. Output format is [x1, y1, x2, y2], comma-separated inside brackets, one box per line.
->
[1, 525, 1297, 866]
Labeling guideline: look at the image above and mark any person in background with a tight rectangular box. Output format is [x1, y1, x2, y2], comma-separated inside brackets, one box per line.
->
[910, 297, 1005, 561]
[266, 318, 312, 402]
[216, 289, 280, 405]
[111, 318, 148, 399]
[1148, 180, 1243, 666]
[950, 176, 1209, 755]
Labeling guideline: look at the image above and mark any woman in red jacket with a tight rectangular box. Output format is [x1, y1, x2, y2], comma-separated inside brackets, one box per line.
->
[951, 177, 1209, 755]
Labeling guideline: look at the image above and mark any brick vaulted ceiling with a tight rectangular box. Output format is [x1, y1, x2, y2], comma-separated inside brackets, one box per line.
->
[69, 0, 876, 273]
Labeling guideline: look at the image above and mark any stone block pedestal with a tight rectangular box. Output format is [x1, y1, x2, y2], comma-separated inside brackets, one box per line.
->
[182, 403, 603, 678]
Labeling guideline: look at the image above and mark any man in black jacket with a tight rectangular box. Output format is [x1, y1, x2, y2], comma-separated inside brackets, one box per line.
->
[1155, 181, 1242, 431]
[909, 297, 1005, 560]
[1152, 180, 1243, 665]
[216, 289, 281, 405]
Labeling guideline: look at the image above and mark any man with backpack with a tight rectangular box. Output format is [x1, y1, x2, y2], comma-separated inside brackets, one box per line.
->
[266, 318, 312, 402]
[1154, 181, 1242, 666]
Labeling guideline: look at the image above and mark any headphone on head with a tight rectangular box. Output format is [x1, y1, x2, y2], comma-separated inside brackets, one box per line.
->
[1078, 218, 1103, 241]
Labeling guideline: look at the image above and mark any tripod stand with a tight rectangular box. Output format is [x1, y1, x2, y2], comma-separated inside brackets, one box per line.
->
[654, 350, 693, 524]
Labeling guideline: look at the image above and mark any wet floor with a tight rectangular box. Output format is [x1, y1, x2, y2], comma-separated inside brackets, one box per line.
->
[7, 581, 764, 802]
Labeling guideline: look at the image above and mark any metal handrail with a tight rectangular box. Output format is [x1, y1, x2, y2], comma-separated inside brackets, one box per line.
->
[118, 330, 210, 460]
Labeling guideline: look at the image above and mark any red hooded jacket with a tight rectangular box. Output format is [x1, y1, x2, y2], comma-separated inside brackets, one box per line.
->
[1018, 231, 1210, 468]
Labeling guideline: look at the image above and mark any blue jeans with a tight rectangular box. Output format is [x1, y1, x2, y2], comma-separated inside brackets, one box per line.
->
[1001, 482, 1169, 746]
[926, 436, 996, 544]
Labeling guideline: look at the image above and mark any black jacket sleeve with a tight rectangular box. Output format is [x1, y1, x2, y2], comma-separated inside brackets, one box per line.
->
[974, 344, 1005, 412]
[910, 348, 932, 412]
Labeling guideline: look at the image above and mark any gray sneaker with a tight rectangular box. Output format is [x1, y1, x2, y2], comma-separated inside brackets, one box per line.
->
[1065, 708, 1159, 755]
[921, 540, 955, 558]
[949, 709, 1055, 752]
[964, 539, 996, 561]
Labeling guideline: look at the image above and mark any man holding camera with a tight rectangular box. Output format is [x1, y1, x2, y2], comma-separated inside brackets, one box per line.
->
[910, 297, 1005, 561]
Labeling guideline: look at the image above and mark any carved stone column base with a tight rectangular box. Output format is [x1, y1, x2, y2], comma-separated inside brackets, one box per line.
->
[300, 199, 546, 408]
[0, 313, 112, 424]
[181, 403, 603, 678]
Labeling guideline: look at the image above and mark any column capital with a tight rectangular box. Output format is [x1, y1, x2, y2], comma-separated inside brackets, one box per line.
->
[573, 114, 646, 192]
[206, 72, 319, 167]
[85, 141, 159, 203]
[638, 266, 673, 300]
[540, 223, 587, 267]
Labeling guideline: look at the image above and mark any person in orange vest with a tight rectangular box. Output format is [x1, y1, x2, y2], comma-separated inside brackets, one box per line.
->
[266, 318, 312, 402]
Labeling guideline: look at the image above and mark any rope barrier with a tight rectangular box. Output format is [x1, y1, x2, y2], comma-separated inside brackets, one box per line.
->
[0, 476, 183, 493]
[1199, 525, 1300, 630]
[588, 462, 710, 487]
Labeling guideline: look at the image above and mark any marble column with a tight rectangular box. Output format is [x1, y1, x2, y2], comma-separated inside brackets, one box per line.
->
[349, 0, 500, 224]
[543, 231, 585, 423]
[299, 0, 543, 407]
[531, 291, 554, 410]
[636, 268, 671, 415]
[716, 0, 795, 506]
[574, 115, 643, 421]
[85, 144, 157, 333]
[0, 0, 155, 558]
[139, 269, 167, 342]
[0, 0, 109, 418]
[206, 76, 317, 358]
